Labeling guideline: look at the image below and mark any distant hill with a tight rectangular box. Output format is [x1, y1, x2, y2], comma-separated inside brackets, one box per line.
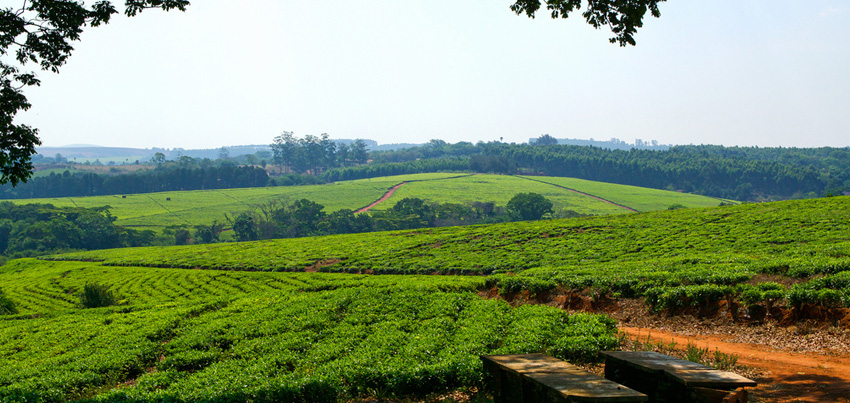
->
[34, 139, 400, 163]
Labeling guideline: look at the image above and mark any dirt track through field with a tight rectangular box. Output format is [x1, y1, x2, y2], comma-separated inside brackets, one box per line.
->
[355, 182, 407, 213]
[516, 176, 639, 212]
[621, 326, 850, 403]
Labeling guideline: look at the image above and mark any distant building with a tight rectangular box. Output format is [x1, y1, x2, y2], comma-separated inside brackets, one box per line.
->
[526, 137, 671, 151]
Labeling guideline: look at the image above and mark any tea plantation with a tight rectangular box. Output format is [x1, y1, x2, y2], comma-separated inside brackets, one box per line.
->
[2, 196, 848, 402]
[12, 173, 725, 232]
[51, 196, 850, 310]
[0, 260, 617, 402]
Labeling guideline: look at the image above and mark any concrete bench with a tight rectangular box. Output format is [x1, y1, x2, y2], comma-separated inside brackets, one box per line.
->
[600, 351, 757, 403]
[481, 353, 648, 403]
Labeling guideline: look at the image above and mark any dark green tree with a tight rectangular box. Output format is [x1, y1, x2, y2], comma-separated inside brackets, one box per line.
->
[326, 208, 373, 234]
[193, 221, 223, 244]
[287, 198, 327, 236]
[0, 287, 16, 315]
[150, 152, 167, 166]
[336, 143, 350, 166]
[534, 134, 559, 145]
[510, 0, 665, 46]
[174, 228, 191, 245]
[350, 139, 369, 165]
[507, 192, 554, 221]
[78, 283, 117, 308]
[319, 133, 336, 170]
[271, 131, 297, 174]
[231, 213, 258, 242]
[301, 134, 325, 174]
[393, 197, 435, 225]
[73, 209, 121, 250]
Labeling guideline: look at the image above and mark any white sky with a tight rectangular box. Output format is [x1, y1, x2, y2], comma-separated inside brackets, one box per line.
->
[15, 0, 850, 149]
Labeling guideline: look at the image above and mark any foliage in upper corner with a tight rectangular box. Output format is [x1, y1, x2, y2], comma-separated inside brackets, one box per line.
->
[0, 0, 189, 186]
[510, 0, 666, 46]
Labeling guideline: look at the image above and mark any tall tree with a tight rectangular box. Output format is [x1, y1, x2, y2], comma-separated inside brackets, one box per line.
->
[319, 133, 336, 171]
[336, 143, 350, 167]
[301, 134, 325, 174]
[350, 139, 369, 165]
[271, 131, 297, 173]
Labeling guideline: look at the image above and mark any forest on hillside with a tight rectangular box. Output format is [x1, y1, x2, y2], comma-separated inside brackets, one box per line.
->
[4, 140, 849, 201]
[339, 142, 850, 201]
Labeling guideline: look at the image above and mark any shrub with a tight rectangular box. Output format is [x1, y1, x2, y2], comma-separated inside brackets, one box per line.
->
[644, 284, 734, 312]
[739, 283, 787, 306]
[79, 283, 118, 308]
[739, 287, 763, 306]
[0, 288, 17, 315]
[488, 274, 556, 297]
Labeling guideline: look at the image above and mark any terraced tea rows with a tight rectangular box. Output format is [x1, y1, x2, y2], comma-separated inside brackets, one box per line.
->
[3, 196, 849, 402]
[50, 197, 850, 312]
[0, 259, 482, 314]
[0, 260, 617, 402]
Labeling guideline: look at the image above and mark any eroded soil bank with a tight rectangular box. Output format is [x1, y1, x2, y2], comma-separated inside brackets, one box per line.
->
[482, 288, 850, 403]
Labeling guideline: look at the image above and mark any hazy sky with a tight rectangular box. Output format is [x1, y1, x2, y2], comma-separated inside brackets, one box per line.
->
[16, 1, 850, 149]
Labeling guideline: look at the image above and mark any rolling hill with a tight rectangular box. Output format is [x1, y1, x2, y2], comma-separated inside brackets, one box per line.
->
[12, 173, 728, 232]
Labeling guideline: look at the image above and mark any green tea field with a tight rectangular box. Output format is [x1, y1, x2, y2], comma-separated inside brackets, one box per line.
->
[2, 196, 849, 402]
[12, 173, 726, 232]
[0, 259, 617, 402]
[518, 175, 732, 212]
[48, 196, 850, 312]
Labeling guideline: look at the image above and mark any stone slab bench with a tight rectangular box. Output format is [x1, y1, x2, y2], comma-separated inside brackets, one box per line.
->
[481, 353, 648, 403]
[600, 351, 757, 403]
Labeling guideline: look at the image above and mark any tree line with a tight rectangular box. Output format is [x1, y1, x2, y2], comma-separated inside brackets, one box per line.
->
[271, 132, 369, 174]
[365, 140, 850, 201]
[6, 138, 850, 202]
[0, 159, 270, 199]
[217, 193, 568, 244]
[0, 202, 158, 260]
[0, 193, 566, 257]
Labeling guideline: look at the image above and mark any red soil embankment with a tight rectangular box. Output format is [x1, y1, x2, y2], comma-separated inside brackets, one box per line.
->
[621, 326, 850, 403]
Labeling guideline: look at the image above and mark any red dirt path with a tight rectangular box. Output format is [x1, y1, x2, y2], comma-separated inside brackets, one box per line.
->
[355, 182, 406, 213]
[620, 326, 850, 403]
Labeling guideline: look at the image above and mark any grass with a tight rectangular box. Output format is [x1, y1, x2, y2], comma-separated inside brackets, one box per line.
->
[11, 173, 727, 232]
[519, 175, 732, 212]
[383, 174, 631, 216]
[13, 179, 396, 231]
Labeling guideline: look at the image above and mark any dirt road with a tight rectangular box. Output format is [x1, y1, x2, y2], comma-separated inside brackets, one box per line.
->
[621, 326, 850, 403]
[355, 182, 406, 213]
